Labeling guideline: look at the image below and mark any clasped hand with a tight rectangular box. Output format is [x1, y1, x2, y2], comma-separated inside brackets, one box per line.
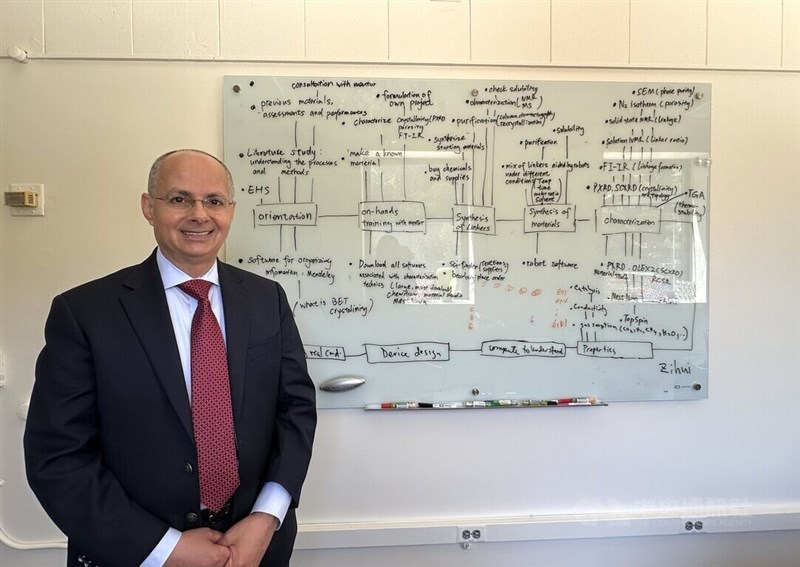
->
[164, 513, 277, 567]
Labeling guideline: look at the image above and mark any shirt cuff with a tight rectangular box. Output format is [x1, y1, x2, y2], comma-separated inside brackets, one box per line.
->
[139, 527, 181, 567]
[138, 483, 289, 566]
[252, 481, 291, 530]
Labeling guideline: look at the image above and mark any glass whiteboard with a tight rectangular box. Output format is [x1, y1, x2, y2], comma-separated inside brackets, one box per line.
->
[223, 76, 710, 408]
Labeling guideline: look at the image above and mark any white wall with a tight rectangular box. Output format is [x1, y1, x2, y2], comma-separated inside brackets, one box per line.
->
[2, 2, 799, 565]
[2, 0, 800, 70]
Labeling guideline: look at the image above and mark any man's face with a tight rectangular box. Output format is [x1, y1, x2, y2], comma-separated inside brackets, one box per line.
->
[141, 151, 235, 277]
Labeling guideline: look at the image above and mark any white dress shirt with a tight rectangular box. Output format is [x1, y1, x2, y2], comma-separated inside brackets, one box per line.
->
[140, 250, 290, 567]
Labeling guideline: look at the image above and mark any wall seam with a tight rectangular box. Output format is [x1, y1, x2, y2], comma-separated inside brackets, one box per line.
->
[705, 0, 709, 66]
[128, 0, 134, 56]
[40, 0, 47, 54]
[303, 0, 308, 59]
[549, 0, 553, 64]
[468, 0, 473, 62]
[386, 0, 391, 61]
[217, 0, 223, 60]
[780, 0, 785, 67]
[628, 0, 631, 65]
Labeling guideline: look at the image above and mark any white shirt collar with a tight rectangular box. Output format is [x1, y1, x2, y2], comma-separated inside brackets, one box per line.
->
[155, 248, 220, 289]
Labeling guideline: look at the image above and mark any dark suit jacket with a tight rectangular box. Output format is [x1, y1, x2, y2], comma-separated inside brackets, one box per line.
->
[24, 251, 316, 566]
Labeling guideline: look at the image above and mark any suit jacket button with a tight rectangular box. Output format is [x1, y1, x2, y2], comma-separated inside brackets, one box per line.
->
[184, 462, 193, 474]
[185, 512, 199, 523]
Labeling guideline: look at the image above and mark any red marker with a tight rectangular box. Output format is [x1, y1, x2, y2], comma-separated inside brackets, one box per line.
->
[555, 397, 597, 405]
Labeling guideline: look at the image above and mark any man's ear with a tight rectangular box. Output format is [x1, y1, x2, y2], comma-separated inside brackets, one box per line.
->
[141, 193, 155, 226]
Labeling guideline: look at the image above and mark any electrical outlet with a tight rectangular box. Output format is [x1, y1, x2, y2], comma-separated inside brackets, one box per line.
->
[9, 184, 45, 216]
[457, 525, 485, 543]
[682, 518, 705, 533]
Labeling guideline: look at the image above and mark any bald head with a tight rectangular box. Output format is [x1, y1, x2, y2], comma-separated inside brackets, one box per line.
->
[148, 149, 234, 198]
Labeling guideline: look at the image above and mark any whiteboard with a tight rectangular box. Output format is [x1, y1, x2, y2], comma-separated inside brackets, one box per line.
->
[223, 77, 710, 408]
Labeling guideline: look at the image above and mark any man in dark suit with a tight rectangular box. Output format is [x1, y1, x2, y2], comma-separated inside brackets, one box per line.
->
[24, 149, 316, 566]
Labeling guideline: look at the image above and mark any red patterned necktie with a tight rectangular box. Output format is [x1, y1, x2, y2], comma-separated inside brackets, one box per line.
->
[178, 279, 240, 513]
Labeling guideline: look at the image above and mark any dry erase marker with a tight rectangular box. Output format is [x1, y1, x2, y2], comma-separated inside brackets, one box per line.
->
[548, 398, 588, 406]
[372, 402, 419, 409]
[365, 403, 418, 410]
[418, 402, 463, 409]
[556, 397, 596, 405]
[563, 397, 601, 405]
[465, 400, 488, 408]
[489, 399, 519, 407]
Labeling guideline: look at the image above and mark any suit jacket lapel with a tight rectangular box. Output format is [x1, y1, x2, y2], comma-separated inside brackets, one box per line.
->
[120, 252, 193, 439]
[218, 262, 248, 426]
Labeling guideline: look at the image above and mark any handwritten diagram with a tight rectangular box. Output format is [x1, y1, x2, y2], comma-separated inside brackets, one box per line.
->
[224, 77, 710, 407]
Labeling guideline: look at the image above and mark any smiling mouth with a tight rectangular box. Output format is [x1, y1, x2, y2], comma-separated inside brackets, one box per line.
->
[182, 230, 213, 238]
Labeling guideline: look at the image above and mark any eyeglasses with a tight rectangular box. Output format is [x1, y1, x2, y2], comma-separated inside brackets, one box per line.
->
[153, 194, 236, 211]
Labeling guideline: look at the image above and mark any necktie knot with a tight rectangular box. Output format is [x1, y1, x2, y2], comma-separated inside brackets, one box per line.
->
[179, 279, 213, 301]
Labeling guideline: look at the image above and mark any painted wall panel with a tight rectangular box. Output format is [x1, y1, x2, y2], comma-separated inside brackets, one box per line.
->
[132, 0, 219, 58]
[707, 0, 783, 69]
[471, 0, 551, 64]
[305, 0, 389, 61]
[0, 0, 45, 56]
[783, 0, 800, 69]
[630, 0, 707, 67]
[388, 0, 471, 63]
[44, 0, 132, 56]
[551, 0, 630, 65]
[220, 0, 305, 59]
